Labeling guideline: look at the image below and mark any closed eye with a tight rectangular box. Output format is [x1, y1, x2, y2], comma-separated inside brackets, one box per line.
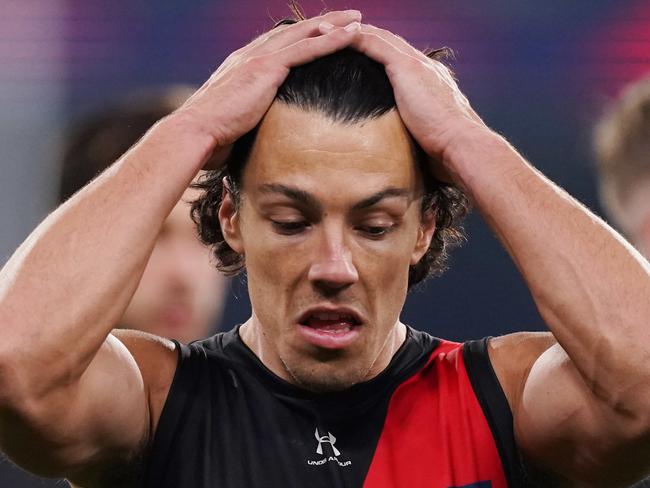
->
[357, 225, 395, 239]
[271, 220, 310, 235]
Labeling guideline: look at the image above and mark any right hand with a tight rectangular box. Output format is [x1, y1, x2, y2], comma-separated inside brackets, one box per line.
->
[174, 10, 363, 168]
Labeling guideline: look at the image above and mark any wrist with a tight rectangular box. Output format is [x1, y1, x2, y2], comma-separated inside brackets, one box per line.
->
[440, 126, 505, 168]
[147, 111, 219, 173]
[437, 127, 515, 190]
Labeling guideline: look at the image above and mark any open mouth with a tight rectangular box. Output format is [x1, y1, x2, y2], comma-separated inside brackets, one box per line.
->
[297, 308, 363, 349]
[302, 311, 361, 332]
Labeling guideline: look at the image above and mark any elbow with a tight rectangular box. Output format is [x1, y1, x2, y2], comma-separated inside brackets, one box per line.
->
[0, 353, 31, 413]
[0, 320, 43, 413]
[0, 324, 19, 409]
[592, 374, 650, 443]
[613, 381, 650, 434]
[576, 332, 650, 420]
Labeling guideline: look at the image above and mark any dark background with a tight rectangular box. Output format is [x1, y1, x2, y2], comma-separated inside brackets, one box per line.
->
[0, 0, 649, 485]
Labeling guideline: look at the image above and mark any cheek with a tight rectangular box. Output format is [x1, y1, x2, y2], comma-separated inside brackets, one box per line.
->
[357, 225, 419, 311]
[360, 224, 420, 277]
[187, 247, 221, 285]
[245, 239, 305, 287]
[240, 211, 307, 283]
[196, 271, 226, 308]
[242, 229, 307, 328]
[142, 241, 174, 278]
[134, 260, 165, 300]
[364, 245, 411, 311]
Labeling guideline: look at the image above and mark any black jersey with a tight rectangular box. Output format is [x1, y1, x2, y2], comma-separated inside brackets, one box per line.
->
[145, 325, 522, 487]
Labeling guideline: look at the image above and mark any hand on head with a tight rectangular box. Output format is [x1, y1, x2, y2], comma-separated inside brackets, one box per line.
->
[347, 24, 489, 174]
[180, 10, 490, 184]
[175, 10, 363, 169]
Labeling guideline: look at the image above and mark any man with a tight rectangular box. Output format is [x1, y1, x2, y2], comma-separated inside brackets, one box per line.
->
[0, 10, 649, 487]
[57, 87, 228, 344]
[594, 75, 650, 258]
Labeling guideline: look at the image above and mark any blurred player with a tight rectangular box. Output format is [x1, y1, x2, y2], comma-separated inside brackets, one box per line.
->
[58, 87, 228, 343]
[594, 76, 650, 258]
[594, 75, 650, 488]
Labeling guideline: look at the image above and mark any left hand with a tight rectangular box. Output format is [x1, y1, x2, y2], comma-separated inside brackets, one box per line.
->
[339, 23, 490, 169]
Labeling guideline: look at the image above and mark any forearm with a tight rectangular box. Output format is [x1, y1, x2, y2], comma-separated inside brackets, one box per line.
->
[0, 112, 214, 399]
[445, 129, 650, 411]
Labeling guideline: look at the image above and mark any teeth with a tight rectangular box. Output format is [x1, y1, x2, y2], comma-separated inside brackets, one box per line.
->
[312, 312, 353, 321]
[319, 323, 352, 333]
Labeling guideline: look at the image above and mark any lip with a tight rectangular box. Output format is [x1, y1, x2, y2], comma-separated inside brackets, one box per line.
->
[296, 305, 364, 349]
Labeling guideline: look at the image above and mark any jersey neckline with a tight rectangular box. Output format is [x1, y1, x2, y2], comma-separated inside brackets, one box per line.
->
[217, 324, 441, 414]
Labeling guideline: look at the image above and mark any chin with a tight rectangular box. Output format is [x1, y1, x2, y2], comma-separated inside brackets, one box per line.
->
[285, 360, 368, 393]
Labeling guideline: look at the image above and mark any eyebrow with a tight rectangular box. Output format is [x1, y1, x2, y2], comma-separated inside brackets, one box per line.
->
[259, 183, 410, 212]
[260, 183, 323, 213]
[351, 188, 411, 211]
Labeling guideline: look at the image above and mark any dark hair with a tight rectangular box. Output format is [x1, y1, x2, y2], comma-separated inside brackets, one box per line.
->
[58, 86, 194, 204]
[191, 22, 468, 289]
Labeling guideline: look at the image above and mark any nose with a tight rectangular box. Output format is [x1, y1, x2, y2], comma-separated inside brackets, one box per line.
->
[307, 225, 359, 292]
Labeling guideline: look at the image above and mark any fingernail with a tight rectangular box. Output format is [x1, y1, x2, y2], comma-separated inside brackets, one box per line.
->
[345, 9, 362, 18]
[319, 21, 334, 32]
[344, 21, 360, 32]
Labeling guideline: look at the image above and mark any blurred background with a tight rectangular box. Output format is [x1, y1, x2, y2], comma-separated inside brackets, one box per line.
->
[0, 0, 649, 484]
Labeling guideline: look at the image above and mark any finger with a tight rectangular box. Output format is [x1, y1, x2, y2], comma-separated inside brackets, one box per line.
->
[360, 24, 457, 87]
[351, 30, 419, 68]
[354, 27, 457, 86]
[247, 10, 362, 54]
[360, 24, 430, 63]
[269, 22, 362, 69]
[214, 11, 362, 79]
[352, 31, 457, 89]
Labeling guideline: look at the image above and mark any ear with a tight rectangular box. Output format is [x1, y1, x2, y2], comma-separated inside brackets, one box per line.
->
[410, 209, 436, 265]
[218, 178, 244, 254]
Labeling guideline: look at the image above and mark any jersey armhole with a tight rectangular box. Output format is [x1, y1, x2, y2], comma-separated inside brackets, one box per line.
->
[463, 337, 525, 487]
[144, 340, 196, 487]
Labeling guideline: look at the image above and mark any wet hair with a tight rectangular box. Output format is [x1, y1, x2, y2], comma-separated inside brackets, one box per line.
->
[58, 86, 194, 204]
[191, 19, 469, 289]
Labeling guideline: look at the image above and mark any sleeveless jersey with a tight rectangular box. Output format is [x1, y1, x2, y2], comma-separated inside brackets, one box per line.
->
[145, 326, 524, 487]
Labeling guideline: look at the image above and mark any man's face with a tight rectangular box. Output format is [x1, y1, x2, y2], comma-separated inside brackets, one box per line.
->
[224, 103, 434, 392]
[121, 187, 227, 343]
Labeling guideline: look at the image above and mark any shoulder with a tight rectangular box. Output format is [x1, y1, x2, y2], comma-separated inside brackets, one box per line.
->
[110, 329, 178, 435]
[60, 331, 179, 488]
[486, 332, 556, 412]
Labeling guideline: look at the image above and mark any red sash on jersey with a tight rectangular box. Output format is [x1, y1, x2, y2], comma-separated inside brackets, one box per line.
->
[364, 341, 508, 488]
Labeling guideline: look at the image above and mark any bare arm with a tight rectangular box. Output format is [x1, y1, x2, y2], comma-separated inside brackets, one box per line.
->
[352, 23, 650, 486]
[0, 11, 363, 483]
[0, 112, 210, 482]
[450, 132, 650, 486]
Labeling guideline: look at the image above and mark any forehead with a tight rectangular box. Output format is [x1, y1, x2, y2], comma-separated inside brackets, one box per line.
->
[242, 103, 420, 197]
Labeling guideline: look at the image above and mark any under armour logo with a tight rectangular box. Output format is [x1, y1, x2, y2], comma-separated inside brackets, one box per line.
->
[315, 428, 341, 456]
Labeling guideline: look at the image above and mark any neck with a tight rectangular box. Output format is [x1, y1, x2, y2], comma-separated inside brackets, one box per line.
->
[239, 315, 408, 388]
